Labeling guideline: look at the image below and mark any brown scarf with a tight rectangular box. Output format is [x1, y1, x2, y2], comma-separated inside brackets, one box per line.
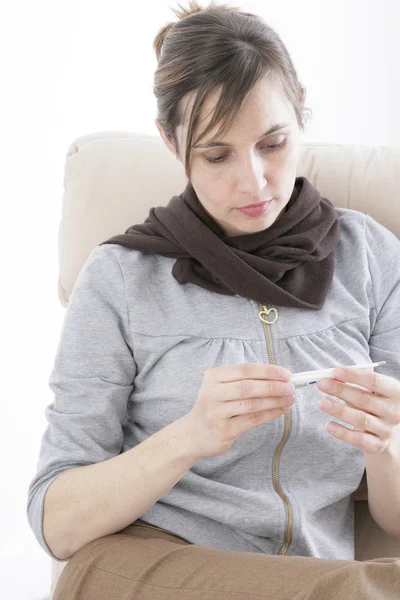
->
[99, 176, 341, 310]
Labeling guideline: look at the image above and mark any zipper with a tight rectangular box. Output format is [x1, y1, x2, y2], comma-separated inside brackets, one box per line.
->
[258, 303, 293, 555]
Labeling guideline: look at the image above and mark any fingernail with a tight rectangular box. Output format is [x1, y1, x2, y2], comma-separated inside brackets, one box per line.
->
[279, 367, 291, 380]
[321, 398, 333, 410]
[283, 382, 295, 394]
[333, 368, 346, 379]
[318, 379, 331, 391]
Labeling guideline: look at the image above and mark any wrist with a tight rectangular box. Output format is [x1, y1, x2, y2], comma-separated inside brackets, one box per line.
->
[175, 414, 206, 463]
[384, 425, 400, 458]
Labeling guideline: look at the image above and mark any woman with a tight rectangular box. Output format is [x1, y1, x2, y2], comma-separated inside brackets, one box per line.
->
[27, 2, 400, 598]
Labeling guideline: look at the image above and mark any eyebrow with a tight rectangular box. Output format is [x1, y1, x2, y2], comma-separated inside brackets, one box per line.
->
[192, 122, 290, 149]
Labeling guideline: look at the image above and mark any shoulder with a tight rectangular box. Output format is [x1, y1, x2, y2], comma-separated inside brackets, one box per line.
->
[89, 243, 161, 271]
[92, 243, 173, 285]
[334, 207, 399, 256]
[333, 209, 400, 311]
[334, 206, 366, 240]
[70, 244, 157, 302]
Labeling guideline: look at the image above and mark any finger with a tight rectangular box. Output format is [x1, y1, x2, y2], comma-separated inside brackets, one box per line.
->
[217, 378, 295, 403]
[320, 397, 393, 439]
[332, 366, 400, 400]
[214, 363, 291, 383]
[318, 378, 400, 425]
[326, 421, 387, 454]
[229, 394, 295, 416]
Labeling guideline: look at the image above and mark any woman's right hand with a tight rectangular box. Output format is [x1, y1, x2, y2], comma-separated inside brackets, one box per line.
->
[183, 363, 295, 458]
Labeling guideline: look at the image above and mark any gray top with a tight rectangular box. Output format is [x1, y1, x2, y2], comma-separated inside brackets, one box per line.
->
[26, 209, 400, 562]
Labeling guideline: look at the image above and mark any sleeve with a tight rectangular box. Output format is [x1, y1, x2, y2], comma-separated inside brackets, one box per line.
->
[366, 214, 400, 379]
[26, 245, 136, 560]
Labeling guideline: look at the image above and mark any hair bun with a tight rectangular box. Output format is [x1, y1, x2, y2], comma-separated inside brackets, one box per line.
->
[153, 1, 205, 61]
[171, 0, 203, 20]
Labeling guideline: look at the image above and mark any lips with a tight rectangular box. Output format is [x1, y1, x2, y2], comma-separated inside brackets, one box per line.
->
[240, 199, 273, 208]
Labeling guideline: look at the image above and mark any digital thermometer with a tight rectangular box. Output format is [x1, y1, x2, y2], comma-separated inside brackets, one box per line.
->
[289, 361, 386, 388]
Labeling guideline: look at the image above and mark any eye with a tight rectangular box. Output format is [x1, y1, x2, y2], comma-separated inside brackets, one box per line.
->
[204, 139, 287, 165]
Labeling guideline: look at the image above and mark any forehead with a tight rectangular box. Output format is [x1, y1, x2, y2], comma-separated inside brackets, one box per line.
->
[178, 73, 293, 142]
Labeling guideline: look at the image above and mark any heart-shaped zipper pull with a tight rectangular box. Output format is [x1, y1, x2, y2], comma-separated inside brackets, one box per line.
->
[259, 306, 278, 325]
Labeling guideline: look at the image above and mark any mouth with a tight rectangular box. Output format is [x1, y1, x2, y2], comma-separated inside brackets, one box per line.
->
[236, 199, 273, 217]
[240, 198, 273, 209]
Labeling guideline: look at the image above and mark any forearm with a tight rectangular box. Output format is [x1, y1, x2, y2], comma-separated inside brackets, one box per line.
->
[364, 425, 400, 540]
[43, 415, 203, 560]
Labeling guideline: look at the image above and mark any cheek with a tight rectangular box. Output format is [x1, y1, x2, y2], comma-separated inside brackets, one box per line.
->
[189, 173, 226, 211]
[285, 142, 300, 170]
[277, 141, 298, 166]
[193, 164, 232, 196]
[270, 146, 298, 183]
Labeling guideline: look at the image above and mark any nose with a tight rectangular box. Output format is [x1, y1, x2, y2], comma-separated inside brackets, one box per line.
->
[236, 152, 267, 195]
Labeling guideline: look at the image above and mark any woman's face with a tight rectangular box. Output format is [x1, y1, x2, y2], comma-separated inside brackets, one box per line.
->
[156, 73, 303, 237]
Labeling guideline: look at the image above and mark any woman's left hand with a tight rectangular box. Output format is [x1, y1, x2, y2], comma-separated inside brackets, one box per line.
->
[317, 366, 400, 454]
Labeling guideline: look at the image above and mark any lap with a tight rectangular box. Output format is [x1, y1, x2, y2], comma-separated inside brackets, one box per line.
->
[53, 519, 400, 600]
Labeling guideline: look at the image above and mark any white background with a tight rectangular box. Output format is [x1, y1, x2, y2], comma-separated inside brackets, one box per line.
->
[1, 1, 399, 598]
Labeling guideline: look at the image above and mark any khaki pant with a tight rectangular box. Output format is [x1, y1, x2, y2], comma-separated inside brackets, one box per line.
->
[53, 518, 400, 599]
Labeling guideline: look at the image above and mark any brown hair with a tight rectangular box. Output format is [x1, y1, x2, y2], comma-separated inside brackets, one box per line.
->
[153, 0, 311, 179]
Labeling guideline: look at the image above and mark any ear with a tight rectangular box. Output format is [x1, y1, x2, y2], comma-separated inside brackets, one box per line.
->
[155, 119, 179, 159]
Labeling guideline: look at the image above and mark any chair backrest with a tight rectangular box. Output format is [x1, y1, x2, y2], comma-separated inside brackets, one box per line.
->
[59, 132, 399, 306]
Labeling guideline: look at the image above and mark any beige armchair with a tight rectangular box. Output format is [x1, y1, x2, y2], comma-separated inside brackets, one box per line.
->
[49, 132, 400, 597]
